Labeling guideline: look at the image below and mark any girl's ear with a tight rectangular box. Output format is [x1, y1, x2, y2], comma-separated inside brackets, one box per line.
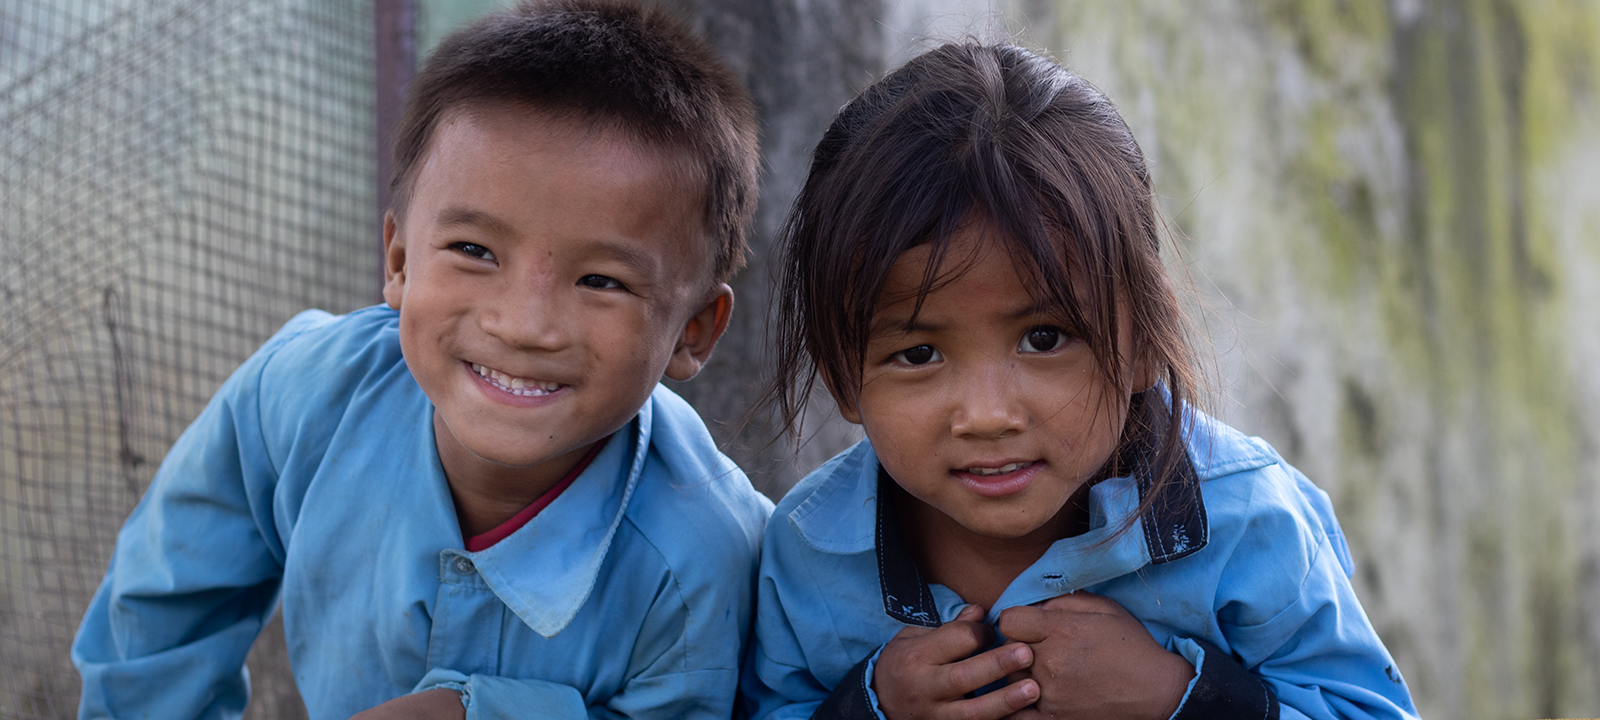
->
[1131, 343, 1161, 392]
[664, 284, 735, 381]
[819, 372, 862, 424]
[382, 211, 407, 310]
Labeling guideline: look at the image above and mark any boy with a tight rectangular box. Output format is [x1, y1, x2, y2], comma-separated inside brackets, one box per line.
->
[71, 2, 771, 718]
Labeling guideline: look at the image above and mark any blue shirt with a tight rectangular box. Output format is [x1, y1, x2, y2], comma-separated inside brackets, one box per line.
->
[72, 306, 773, 720]
[744, 406, 1418, 720]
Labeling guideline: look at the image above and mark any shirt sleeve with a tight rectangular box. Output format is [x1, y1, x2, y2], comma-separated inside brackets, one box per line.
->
[414, 665, 743, 718]
[742, 523, 878, 720]
[1231, 544, 1417, 720]
[71, 329, 294, 720]
[1166, 637, 1279, 720]
[1202, 480, 1420, 720]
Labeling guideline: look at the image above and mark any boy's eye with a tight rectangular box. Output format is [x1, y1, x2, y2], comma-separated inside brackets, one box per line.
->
[892, 345, 941, 366]
[1019, 327, 1066, 353]
[451, 242, 496, 262]
[579, 274, 626, 291]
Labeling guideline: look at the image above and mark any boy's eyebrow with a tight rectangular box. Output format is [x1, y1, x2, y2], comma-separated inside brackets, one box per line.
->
[432, 207, 660, 276]
[580, 239, 660, 277]
[435, 206, 516, 238]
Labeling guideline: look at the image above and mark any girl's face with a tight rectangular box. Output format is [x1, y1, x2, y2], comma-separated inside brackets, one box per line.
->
[840, 223, 1149, 542]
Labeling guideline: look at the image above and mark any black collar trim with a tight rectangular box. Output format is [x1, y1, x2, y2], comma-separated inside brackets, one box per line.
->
[1138, 445, 1207, 564]
[875, 468, 942, 628]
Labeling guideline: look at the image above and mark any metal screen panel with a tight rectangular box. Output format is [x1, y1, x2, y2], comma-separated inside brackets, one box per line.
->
[1, 0, 377, 716]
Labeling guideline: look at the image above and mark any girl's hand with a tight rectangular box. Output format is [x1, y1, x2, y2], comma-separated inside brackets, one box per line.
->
[873, 604, 1040, 720]
[996, 592, 1194, 720]
[349, 688, 466, 720]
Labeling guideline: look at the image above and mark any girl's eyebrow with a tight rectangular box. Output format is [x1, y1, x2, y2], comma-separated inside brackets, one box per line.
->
[870, 314, 942, 336]
[868, 301, 1051, 336]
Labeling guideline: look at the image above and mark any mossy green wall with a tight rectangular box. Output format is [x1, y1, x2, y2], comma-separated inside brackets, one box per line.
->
[1013, 1, 1600, 716]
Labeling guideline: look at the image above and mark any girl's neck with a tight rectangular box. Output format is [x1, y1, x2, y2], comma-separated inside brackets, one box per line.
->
[891, 482, 1092, 612]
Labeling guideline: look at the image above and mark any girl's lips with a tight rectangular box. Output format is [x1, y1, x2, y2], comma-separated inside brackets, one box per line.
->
[954, 461, 1041, 497]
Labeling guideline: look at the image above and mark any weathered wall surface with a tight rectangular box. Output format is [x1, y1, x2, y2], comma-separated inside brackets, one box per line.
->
[655, 1, 1600, 718]
[1008, 2, 1600, 717]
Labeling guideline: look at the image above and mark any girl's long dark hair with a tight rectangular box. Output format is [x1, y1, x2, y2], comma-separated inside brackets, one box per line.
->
[766, 42, 1203, 525]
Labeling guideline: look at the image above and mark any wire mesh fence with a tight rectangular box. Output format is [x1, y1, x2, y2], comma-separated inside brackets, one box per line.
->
[1, 0, 377, 716]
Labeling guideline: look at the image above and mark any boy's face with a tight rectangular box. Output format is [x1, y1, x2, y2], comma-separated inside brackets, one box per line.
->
[383, 106, 730, 486]
[842, 224, 1151, 544]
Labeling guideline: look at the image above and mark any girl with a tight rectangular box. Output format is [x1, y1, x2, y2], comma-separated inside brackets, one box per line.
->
[744, 43, 1419, 720]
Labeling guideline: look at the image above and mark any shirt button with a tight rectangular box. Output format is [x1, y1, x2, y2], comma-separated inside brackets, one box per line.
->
[453, 557, 475, 575]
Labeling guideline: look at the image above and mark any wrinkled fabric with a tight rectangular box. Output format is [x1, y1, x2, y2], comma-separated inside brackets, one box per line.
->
[73, 306, 771, 720]
[744, 409, 1417, 720]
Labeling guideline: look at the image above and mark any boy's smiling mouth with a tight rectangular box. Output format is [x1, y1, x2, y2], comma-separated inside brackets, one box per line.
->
[469, 362, 564, 396]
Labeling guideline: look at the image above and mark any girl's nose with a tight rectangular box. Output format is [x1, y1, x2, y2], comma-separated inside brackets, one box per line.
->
[949, 363, 1028, 440]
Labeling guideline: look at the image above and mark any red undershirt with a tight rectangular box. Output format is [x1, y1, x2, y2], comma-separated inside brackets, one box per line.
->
[463, 437, 609, 552]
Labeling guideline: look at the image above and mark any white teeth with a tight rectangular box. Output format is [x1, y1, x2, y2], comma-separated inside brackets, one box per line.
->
[965, 461, 1031, 476]
[470, 363, 562, 396]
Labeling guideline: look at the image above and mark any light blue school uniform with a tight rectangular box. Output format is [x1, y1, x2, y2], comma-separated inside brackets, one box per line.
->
[72, 306, 772, 720]
[744, 406, 1419, 720]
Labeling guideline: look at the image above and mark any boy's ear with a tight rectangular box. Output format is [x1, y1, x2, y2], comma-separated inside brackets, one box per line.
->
[663, 284, 735, 382]
[382, 211, 407, 310]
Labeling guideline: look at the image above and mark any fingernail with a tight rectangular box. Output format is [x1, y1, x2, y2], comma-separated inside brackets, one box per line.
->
[1014, 645, 1032, 664]
[1021, 680, 1039, 701]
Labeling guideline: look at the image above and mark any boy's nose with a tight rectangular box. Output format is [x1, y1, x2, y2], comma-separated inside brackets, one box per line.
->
[948, 363, 1028, 440]
[479, 277, 572, 350]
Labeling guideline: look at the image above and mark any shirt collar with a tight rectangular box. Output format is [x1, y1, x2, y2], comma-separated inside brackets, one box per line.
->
[459, 397, 654, 638]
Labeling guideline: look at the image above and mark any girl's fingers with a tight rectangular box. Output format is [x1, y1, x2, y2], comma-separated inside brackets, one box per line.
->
[940, 642, 1033, 695]
[941, 678, 1039, 720]
[920, 617, 996, 665]
[955, 603, 986, 622]
[1037, 590, 1122, 614]
[1000, 708, 1047, 720]
[994, 605, 1050, 643]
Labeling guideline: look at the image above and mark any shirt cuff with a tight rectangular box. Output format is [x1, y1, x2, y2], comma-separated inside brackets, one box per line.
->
[1165, 637, 1279, 720]
[413, 668, 472, 708]
[810, 646, 887, 720]
[414, 668, 588, 720]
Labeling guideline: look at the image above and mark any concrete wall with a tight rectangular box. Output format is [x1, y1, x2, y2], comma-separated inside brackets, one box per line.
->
[1016, 3, 1600, 717]
[654, 1, 1600, 717]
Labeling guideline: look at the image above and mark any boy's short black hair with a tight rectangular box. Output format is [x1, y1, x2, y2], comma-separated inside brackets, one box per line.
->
[390, 0, 758, 284]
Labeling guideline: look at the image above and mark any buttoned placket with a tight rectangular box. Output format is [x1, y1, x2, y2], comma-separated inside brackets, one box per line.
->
[427, 550, 506, 675]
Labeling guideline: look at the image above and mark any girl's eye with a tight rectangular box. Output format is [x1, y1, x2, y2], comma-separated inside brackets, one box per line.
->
[451, 242, 496, 262]
[1019, 326, 1066, 353]
[579, 274, 626, 291]
[892, 345, 941, 366]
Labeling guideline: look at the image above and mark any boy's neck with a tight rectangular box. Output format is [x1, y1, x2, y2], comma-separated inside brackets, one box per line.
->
[433, 411, 601, 538]
[893, 483, 1091, 612]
